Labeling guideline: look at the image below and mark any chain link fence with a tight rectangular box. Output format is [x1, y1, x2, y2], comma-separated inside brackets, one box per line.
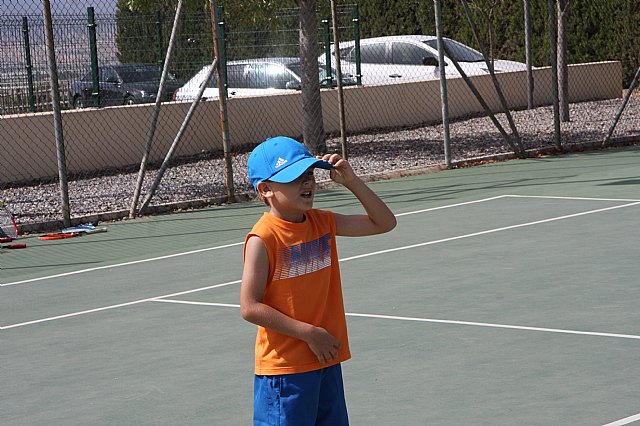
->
[1, 1, 639, 231]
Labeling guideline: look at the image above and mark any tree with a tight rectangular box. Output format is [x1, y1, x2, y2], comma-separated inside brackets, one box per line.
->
[468, 0, 503, 65]
[120, 0, 326, 153]
[299, 0, 326, 154]
[116, 0, 213, 80]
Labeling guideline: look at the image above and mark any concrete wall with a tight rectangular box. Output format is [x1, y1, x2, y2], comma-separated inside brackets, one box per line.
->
[1, 61, 622, 184]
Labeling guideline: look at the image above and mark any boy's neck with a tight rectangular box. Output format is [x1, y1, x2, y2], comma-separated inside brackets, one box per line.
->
[267, 208, 307, 223]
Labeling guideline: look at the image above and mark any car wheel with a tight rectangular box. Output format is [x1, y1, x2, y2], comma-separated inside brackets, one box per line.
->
[124, 96, 135, 106]
[73, 96, 84, 109]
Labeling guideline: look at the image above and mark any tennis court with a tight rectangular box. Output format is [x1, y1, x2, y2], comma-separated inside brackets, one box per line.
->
[2, 147, 640, 425]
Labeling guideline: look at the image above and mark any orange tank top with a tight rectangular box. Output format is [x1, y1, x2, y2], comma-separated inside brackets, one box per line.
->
[245, 209, 351, 375]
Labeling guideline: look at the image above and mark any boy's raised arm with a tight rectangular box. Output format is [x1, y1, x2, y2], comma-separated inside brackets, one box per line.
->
[320, 154, 397, 237]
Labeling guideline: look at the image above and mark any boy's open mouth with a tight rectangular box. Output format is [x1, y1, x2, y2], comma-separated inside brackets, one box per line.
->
[301, 190, 312, 198]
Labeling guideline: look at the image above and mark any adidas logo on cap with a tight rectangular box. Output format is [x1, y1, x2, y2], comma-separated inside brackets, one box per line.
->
[275, 157, 288, 168]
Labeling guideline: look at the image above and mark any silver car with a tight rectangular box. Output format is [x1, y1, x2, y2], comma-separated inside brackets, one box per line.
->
[319, 35, 527, 85]
[173, 57, 356, 101]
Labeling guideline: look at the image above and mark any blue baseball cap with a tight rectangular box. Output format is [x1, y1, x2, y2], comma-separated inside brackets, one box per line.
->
[248, 136, 333, 189]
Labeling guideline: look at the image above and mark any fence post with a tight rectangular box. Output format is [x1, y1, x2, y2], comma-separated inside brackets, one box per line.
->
[42, 0, 71, 226]
[322, 17, 332, 85]
[216, 5, 228, 99]
[331, 0, 347, 158]
[22, 17, 36, 113]
[87, 7, 100, 108]
[433, 0, 451, 168]
[548, 0, 561, 150]
[352, 5, 361, 86]
[211, 0, 235, 203]
[155, 11, 164, 69]
[524, 0, 534, 109]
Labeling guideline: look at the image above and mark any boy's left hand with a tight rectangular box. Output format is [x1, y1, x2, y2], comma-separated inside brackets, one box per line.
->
[319, 153, 356, 186]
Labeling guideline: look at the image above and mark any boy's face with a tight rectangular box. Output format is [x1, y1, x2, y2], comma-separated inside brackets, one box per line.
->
[259, 168, 317, 221]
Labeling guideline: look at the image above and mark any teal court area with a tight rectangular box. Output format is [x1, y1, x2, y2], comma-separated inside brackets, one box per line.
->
[2, 147, 640, 425]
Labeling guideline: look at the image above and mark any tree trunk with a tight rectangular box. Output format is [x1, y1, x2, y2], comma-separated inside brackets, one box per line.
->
[557, 0, 571, 122]
[299, 0, 326, 154]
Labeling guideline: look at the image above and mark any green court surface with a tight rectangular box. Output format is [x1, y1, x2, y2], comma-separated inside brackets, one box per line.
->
[2, 147, 640, 425]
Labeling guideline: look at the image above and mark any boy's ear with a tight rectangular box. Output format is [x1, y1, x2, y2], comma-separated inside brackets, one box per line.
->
[256, 181, 273, 198]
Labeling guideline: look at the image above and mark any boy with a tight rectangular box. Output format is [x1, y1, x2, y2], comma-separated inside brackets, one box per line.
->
[240, 136, 396, 425]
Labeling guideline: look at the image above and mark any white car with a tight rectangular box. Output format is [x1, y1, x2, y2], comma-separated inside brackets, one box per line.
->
[173, 57, 356, 101]
[319, 35, 528, 85]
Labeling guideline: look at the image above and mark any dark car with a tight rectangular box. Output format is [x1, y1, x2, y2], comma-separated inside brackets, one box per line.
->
[70, 64, 181, 109]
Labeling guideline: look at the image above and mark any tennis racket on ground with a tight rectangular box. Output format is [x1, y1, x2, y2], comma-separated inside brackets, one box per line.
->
[0, 200, 18, 240]
[1, 243, 26, 249]
[38, 232, 84, 241]
[61, 224, 108, 234]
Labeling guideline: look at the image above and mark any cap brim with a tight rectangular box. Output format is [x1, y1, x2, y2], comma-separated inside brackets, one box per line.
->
[268, 158, 333, 184]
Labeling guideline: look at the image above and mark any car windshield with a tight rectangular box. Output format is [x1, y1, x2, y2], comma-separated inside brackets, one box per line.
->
[117, 67, 174, 83]
[424, 39, 483, 62]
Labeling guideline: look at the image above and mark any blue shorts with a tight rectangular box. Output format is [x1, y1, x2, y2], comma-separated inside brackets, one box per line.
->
[253, 363, 349, 426]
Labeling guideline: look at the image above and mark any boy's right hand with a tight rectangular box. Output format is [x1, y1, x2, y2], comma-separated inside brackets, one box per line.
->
[304, 326, 342, 364]
[318, 153, 357, 187]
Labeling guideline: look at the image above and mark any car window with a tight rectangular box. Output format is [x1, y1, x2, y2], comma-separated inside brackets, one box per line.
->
[338, 45, 356, 62]
[223, 64, 245, 88]
[117, 67, 165, 83]
[285, 63, 301, 79]
[360, 43, 388, 64]
[319, 68, 333, 87]
[246, 64, 295, 89]
[203, 64, 247, 89]
[101, 68, 119, 83]
[424, 39, 483, 62]
[391, 42, 437, 65]
[203, 71, 219, 89]
[391, 42, 436, 65]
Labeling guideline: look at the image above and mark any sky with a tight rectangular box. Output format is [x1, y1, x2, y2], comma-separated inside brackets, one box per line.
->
[1, 0, 117, 16]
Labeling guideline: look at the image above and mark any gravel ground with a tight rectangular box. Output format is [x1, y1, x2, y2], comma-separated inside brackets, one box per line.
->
[3, 98, 640, 231]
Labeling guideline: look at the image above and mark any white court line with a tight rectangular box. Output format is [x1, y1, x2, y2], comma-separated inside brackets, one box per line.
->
[3, 194, 636, 287]
[602, 412, 640, 426]
[4, 198, 640, 329]
[0, 241, 244, 287]
[341, 200, 640, 262]
[2, 196, 507, 287]
[151, 299, 640, 341]
[0, 280, 240, 330]
[507, 195, 640, 203]
[153, 299, 240, 309]
[394, 195, 509, 217]
[345, 312, 640, 341]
